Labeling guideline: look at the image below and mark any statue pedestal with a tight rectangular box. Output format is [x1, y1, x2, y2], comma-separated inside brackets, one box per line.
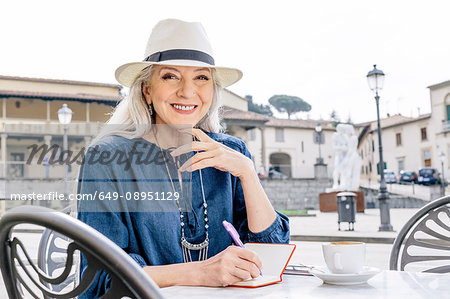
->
[314, 163, 328, 179]
[319, 191, 365, 212]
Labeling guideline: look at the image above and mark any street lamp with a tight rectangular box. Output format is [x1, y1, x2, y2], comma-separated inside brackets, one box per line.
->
[367, 65, 393, 231]
[58, 104, 73, 200]
[439, 151, 446, 197]
[315, 123, 324, 164]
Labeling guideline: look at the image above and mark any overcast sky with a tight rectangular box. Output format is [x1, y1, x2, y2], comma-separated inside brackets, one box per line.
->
[2, 0, 450, 123]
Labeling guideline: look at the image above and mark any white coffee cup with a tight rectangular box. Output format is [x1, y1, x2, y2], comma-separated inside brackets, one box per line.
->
[322, 242, 365, 274]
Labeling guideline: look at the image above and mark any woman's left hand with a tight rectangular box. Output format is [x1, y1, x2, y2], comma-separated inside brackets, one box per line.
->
[170, 128, 254, 179]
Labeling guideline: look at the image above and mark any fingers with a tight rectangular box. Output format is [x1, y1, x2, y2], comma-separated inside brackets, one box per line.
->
[169, 128, 248, 176]
[233, 246, 263, 271]
[173, 127, 214, 143]
[170, 143, 193, 157]
[218, 246, 262, 284]
[234, 256, 261, 278]
[224, 246, 262, 275]
[180, 148, 242, 173]
[191, 128, 214, 142]
[186, 157, 218, 173]
[179, 150, 217, 172]
[170, 141, 216, 157]
[231, 267, 253, 281]
[201, 246, 263, 287]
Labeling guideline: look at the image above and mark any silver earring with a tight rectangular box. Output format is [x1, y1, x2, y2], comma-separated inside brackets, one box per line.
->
[148, 103, 153, 115]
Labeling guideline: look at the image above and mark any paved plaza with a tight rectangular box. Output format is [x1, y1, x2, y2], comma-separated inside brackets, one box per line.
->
[289, 208, 417, 242]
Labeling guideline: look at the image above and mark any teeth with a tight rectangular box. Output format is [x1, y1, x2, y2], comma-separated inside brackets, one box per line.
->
[173, 104, 196, 111]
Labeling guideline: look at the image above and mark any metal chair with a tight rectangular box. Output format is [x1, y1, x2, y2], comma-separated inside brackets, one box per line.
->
[390, 195, 450, 273]
[37, 205, 77, 298]
[0, 206, 164, 299]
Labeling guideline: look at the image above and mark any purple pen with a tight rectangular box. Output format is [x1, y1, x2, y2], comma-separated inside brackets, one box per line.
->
[222, 220, 262, 276]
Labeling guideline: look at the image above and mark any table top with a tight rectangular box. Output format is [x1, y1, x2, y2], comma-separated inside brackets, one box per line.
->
[160, 270, 448, 299]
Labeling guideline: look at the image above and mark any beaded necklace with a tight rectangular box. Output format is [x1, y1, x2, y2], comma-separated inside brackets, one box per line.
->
[154, 132, 209, 262]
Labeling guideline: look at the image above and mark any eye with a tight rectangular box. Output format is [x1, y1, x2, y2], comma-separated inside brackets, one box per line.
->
[196, 75, 210, 81]
[161, 73, 178, 80]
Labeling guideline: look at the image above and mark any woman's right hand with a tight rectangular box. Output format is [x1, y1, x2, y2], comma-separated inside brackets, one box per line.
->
[195, 245, 263, 287]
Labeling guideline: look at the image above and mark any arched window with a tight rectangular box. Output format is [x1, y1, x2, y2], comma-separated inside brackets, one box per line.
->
[269, 153, 291, 178]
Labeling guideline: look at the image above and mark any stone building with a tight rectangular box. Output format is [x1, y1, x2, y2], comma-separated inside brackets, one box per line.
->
[0, 75, 120, 180]
[357, 114, 433, 182]
[220, 91, 336, 179]
[357, 79, 450, 183]
[246, 118, 335, 179]
[428, 80, 450, 170]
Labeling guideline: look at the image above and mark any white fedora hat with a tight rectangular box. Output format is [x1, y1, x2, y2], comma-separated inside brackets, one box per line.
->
[115, 19, 243, 88]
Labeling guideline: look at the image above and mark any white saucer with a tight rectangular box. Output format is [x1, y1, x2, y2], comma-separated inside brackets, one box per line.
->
[309, 266, 381, 285]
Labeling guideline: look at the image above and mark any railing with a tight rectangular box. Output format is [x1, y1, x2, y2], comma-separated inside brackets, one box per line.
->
[0, 120, 104, 136]
[359, 179, 445, 201]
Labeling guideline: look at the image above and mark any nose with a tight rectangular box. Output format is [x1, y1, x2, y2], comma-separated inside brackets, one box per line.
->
[177, 78, 196, 99]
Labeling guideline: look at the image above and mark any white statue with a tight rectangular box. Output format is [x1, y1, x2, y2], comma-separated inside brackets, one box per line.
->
[331, 124, 361, 191]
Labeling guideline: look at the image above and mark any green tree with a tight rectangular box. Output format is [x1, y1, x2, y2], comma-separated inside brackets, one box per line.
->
[329, 109, 341, 127]
[246, 95, 273, 116]
[268, 95, 311, 119]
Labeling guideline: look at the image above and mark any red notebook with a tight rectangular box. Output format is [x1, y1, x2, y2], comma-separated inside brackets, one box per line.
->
[229, 243, 296, 288]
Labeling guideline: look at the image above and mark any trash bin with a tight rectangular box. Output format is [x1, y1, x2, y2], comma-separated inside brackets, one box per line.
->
[336, 192, 356, 231]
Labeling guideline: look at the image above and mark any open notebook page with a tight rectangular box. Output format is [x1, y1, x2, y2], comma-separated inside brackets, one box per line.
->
[230, 243, 296, 288]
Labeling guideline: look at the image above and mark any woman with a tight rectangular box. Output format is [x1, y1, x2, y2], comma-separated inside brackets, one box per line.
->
[77, 19, 289, 295]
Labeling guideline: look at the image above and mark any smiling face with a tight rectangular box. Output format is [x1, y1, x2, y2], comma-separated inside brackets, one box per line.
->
[142, 65, 215, 126]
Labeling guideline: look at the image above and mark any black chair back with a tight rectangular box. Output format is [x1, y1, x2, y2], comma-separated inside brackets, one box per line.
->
[390, 195, 450, 273]
[0, 206, 164, 299]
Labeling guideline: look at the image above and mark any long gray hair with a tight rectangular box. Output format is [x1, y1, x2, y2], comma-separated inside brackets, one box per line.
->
[91, 65, 223, 145]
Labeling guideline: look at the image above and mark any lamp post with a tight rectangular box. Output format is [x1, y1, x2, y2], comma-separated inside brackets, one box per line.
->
[58, 104, 73, 200]
[367, 65, 393, 231]
[315, 123, 324, 164]
[440, 151, 446, 197]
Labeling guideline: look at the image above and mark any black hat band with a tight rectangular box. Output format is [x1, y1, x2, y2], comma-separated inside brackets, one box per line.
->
[144, 49, 215, 65]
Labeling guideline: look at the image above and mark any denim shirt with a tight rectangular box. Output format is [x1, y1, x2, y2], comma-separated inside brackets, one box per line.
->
[77, 132, 290, 298]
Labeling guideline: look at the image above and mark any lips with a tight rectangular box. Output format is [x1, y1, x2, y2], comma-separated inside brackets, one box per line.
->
[171, 104, 197, 110]
[170, 103, 198, 114]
